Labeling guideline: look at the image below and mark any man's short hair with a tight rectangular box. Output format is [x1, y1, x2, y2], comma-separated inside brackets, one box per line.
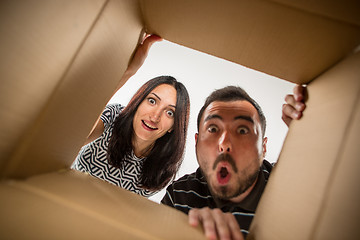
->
[197, 86, 266, 136]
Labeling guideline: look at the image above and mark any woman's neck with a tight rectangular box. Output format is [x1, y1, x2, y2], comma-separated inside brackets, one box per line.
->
[132, 137, 154, 158]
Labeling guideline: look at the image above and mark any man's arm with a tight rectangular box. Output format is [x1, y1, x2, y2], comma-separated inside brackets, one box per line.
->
[161, 183, 243, 240]
[161, 187, 176, 208]
[282, 85, 307, 126]
[189, 207, 244, 240]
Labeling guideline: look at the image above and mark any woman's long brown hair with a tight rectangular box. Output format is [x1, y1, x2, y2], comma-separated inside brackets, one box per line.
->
[107, 76, 190, 190]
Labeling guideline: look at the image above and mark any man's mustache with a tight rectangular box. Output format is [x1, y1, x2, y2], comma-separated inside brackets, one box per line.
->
[212, 153, 238, 173]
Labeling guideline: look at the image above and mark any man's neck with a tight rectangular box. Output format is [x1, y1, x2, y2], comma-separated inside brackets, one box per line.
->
[229, 176, 258, 204]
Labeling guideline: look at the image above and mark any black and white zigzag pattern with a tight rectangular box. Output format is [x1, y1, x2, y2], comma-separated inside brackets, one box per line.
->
[71, 104, 155, 198]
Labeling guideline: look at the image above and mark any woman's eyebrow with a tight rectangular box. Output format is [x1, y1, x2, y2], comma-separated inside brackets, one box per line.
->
[150, 92, 161, 100]
[151, 92, 176, 108]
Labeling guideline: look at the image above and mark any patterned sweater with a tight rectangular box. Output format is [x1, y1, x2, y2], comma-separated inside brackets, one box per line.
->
[71, 103, 156, 197]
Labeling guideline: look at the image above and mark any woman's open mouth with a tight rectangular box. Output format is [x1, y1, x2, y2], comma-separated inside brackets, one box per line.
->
[142, 120, 158, 131]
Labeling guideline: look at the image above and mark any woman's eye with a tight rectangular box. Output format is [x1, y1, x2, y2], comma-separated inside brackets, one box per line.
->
[237, 126, 249, 135]
[166, 110, 174, 117]
[207, 126, 218, 133]
[148, 98, 156, 105]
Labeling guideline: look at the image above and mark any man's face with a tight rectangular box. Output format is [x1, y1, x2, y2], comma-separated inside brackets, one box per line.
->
[195, 100, 267, 201]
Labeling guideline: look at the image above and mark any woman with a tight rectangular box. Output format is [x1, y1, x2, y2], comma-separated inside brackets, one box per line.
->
[72, 35, 190, 197]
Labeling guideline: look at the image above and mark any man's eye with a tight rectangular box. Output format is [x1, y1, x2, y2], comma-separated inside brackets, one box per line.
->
[166, 110, 174, 117]
[237, 126, 249, 135]
[148, 98, 156, 105]
[207, 126, 218, 133]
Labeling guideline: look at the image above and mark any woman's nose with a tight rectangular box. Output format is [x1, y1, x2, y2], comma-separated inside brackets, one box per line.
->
[150, 109, 161, 122]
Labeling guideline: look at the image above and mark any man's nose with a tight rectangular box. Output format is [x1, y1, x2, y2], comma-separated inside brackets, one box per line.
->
[218, 131, 232, 153]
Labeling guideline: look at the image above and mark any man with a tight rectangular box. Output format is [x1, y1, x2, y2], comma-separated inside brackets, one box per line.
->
[126, 33, 305, 239]
[161, 85, 306, 240]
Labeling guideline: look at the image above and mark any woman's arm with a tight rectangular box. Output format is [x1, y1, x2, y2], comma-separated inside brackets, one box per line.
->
[113, 34, 163, 94]
[84, 34, 162, 145]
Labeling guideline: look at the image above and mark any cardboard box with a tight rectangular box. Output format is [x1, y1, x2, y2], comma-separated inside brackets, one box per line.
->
[0, 0, 359, 238]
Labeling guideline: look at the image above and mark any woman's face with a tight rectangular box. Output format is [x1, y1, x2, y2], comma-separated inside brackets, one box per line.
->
[133, 84, 177, 146]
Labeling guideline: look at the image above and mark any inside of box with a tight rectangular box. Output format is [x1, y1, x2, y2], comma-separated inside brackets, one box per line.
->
[248, 51, 360, 240]
[1, 0, 360, 239]
[0, 0, 143, 178]
[140, 0, 360, 84]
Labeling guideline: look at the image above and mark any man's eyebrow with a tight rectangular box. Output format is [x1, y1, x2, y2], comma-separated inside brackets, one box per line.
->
[150, 92, 176, 109]
[204, 114, 222, 122]
[204, 115, 254, 123]
[235, 115, 254, 123]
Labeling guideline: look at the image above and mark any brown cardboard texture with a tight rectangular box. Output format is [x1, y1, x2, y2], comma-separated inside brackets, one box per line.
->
[140, 0, 360, 83]
[0, 170, 206, 239]
[0, 0, 143, 178]
[248, 51, 360, 240]
[1, 0, 360, 239]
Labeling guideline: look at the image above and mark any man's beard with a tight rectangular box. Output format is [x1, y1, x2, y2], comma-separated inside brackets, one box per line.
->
[201, 153, 260, 200]
[216, 168, 259, 200]
[212, 153, 238, 173]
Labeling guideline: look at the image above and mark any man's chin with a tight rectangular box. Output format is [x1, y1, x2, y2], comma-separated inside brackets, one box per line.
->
[210, 179, 254, 200]
[210, 183, 237, 200]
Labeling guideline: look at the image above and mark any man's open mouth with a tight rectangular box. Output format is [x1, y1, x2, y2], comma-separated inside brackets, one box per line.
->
[217, 166, 231, 185]
[220, 167, 228, 178]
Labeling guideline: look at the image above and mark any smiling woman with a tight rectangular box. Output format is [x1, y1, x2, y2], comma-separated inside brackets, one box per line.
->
[106, 76, 190, 191]
[71, 35, 191, 197]
[72, 75, 190, 197]
[132, 83, 177, 155]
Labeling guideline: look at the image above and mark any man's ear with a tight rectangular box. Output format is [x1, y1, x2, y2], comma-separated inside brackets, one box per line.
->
[262, 137, 268, 158]
[195, 133, 198, 142]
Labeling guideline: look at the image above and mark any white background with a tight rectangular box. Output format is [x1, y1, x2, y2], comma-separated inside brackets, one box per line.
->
[108, 40, 295, 203]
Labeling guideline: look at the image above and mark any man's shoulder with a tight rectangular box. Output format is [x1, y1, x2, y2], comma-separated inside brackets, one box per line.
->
[166, 168, 212, 199]
[162, 168, 213, 210]
[261, 159, 274, 180]
[171, 168, 207, 189]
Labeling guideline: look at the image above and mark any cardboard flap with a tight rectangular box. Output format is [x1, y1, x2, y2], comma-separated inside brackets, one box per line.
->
[271, 0, 360, 26]
[0, 170, 206, 239]
[140, 0, 360, 84]
[248, 51, 360, 239]
[0, 0, 144, 178]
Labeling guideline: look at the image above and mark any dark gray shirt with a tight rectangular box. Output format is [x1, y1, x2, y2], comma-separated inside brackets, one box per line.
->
[161, 160, 273, 237]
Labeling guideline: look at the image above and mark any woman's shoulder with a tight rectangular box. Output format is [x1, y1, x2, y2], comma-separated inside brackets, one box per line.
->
[104, 103, 125, 114]
[100, 103, 125, 127]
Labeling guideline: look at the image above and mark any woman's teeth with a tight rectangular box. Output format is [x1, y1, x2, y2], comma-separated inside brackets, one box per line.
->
[143, 120, 157, 130]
